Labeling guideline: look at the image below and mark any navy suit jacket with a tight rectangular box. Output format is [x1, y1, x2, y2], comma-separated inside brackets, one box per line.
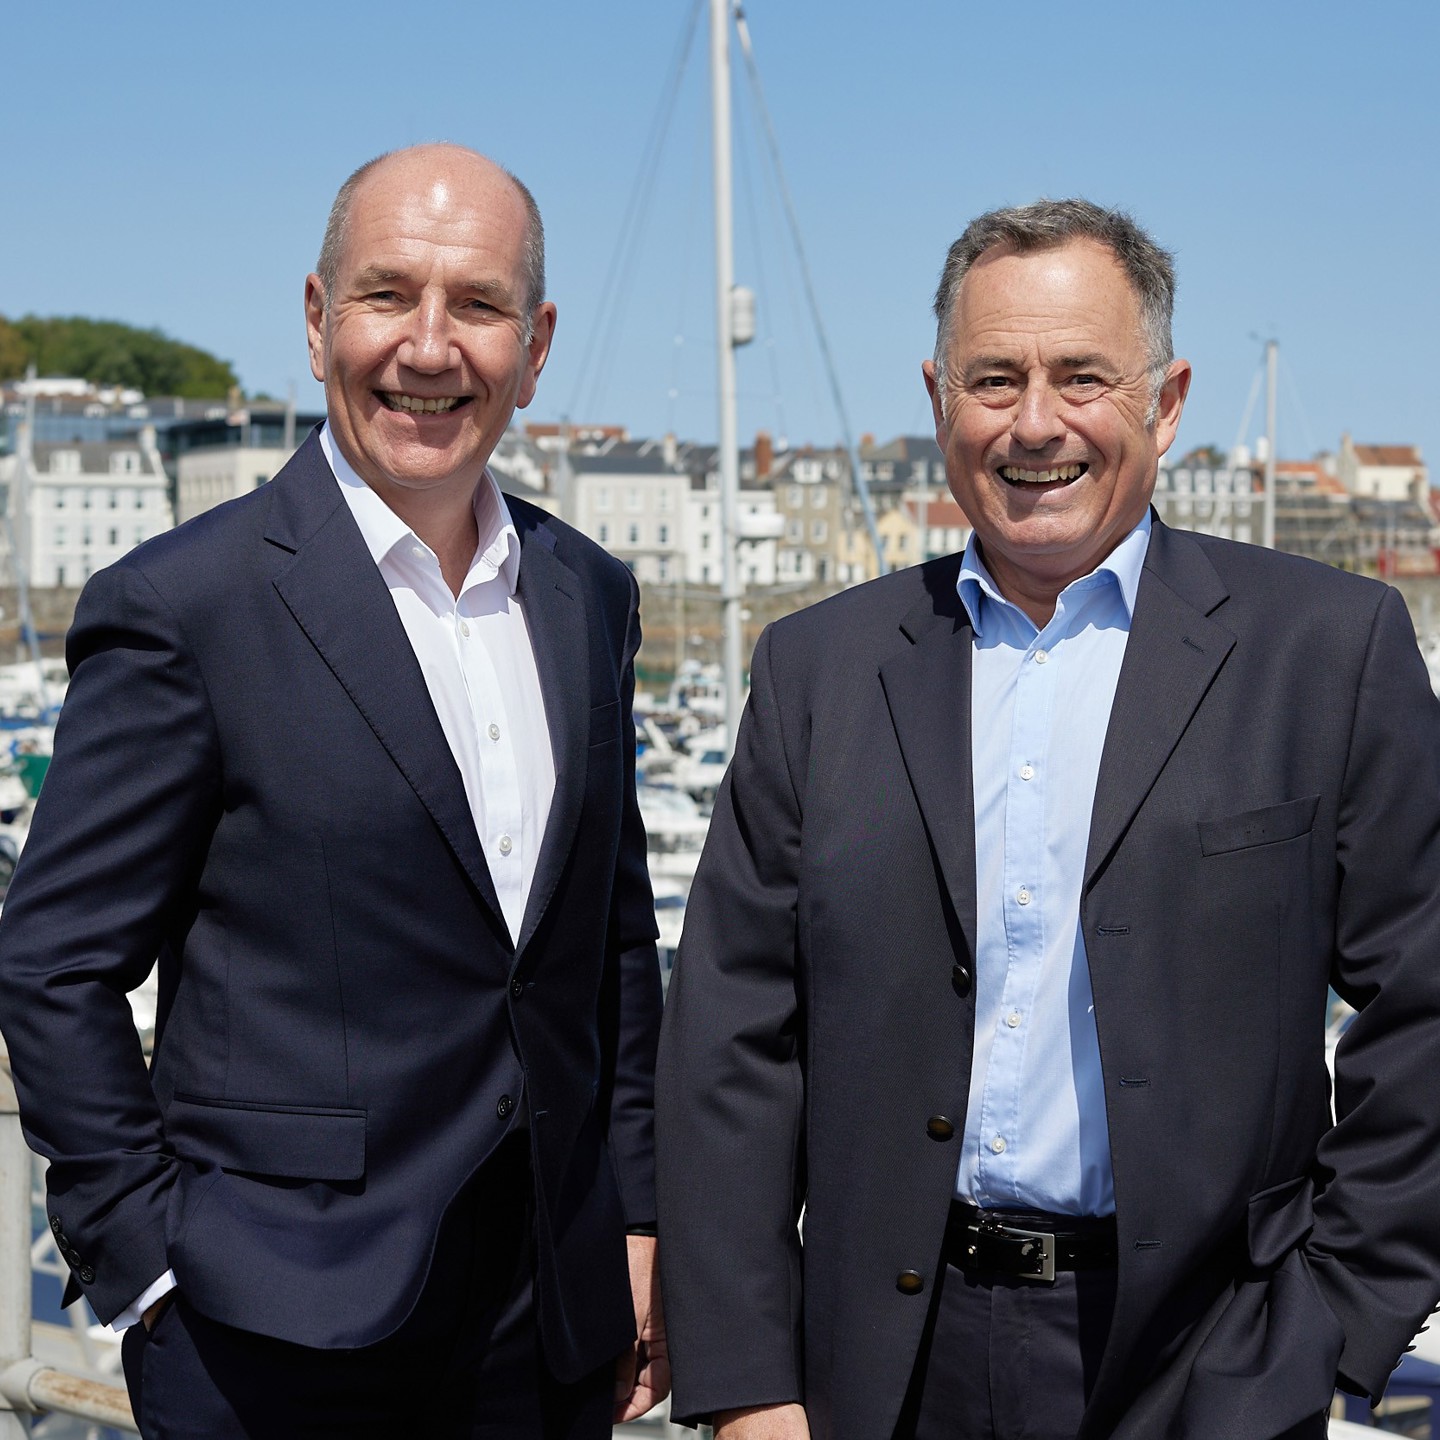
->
[0, 432, 661, 1380]
[657, 519, 1440, 1438]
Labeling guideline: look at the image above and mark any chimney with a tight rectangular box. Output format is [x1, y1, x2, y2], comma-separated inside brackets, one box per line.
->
[755, 430, 773, 479]
[860, 432, 875, 451]
[662, 432, 677, 466]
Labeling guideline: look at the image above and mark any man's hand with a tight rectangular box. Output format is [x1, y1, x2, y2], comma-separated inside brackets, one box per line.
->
[715, 1403, 811, 1438]
[614, 1234, 670, 1422]
[141, 1292, 174, 1333]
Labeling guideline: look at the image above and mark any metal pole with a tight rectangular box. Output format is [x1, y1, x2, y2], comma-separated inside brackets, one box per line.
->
[0, 1055, 34, 1437]
[711, 0, 743, 754]
[1263, 340, 1278, 550]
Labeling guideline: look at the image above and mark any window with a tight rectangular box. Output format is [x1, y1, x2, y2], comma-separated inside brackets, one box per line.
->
[83, 524, 93, 546]
[597, 522, 610, 544]
[700, 533, 710, 550]
[109, 452, 140, 475]
[657, 524, 669, 545]
[108, 490, 120, 508]
[626, 487, 643, 512]
[595, 487, 612, 511]
[627, 523, 640, 545]
[657, 558, 670, 581]
[56, 565, 66, 586]
[54, 525, 66, 548]
[811, 487, 827, 508]
[135, 491, 145, 509]
[83, 491, 93, 510]
[787, 486, 802, 509]
[135, 526, 146, 545]
[50, 450, 81, 475]
[787, 520, 802, 542]
[54, 489, 67, 509]
[657, 488, 672, 513]
[108, 527, 120, 546]
[811, 520, 828, 542]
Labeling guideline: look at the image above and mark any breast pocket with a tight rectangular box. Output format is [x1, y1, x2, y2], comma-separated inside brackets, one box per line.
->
[1198, 795, 1320, 857]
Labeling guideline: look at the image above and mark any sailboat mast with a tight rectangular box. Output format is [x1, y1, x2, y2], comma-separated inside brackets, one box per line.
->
[710, 0, 743, 753]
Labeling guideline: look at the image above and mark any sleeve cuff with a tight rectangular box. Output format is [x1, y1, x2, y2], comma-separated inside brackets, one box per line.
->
[109, 1270, 178, 1334]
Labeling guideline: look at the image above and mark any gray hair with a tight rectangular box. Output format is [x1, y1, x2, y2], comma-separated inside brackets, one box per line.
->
[315, 146, 547, 339]
[931, 198, 1175, 422]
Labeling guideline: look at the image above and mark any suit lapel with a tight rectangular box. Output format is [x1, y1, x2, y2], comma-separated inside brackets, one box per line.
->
[510, 514, 589, 957]
[1085, 521, 1234, 886]
[879, 567, 979, 961]
[264, 438, 508, 936]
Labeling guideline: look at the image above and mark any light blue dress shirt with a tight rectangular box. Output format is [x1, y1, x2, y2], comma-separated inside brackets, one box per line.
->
[955, 513, 1151, 1217]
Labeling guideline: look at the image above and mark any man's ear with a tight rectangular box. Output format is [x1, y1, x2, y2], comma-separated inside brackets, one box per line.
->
[516, 301, 558, 411]
[1153, 358, 1192, 457]
[304, 274, 327, 384]
[922, 358, 948, 443]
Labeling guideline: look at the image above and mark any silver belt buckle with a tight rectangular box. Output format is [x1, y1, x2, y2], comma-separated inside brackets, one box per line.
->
[1000, 1224, 1056, 1283]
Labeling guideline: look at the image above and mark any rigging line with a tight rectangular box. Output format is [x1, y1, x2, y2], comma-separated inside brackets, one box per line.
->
[731, 70, 789, 444]
[733, 4, 886, 574]
[667, 116, 709, 438]
[1277, 352, 1318, 458]
[567, 0, 704, 420]
[1229, 363, 1265, 470]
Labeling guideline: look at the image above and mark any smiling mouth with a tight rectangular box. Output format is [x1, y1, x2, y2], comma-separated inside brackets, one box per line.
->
[377, 392, 471, 415]
[998, 462, 1088, 487]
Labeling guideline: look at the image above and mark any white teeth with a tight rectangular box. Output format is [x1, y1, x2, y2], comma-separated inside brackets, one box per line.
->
[384, 393, 464, 414]
[999, 463, 1085, 484]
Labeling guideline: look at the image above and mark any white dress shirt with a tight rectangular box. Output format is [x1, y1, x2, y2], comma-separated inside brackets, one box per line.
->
[113, 427, 554, 1331]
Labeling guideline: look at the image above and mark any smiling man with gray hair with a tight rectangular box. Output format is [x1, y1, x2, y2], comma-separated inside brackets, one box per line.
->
[656, 198, 1440, 1439]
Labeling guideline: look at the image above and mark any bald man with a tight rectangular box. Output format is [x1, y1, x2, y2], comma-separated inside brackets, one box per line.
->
[0, 145, 666, 1439]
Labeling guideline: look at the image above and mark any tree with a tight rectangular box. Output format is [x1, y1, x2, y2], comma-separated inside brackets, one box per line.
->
[0, 314, 240, 398]
[0, 316, 28, 381]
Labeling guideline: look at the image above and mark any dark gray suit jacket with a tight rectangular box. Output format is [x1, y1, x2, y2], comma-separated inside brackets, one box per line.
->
[0, 433, 661, 1381]
[657, 519, 1440, 1438]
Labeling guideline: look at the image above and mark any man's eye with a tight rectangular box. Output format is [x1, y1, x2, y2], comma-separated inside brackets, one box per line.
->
[977, 376, 1013, 390]
[1069, 374, 1101, 387]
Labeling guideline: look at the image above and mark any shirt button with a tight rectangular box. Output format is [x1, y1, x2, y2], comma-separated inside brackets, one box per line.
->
[410, 544, 425, 559]
[991, 1136, 1007, 1155]
[1019, 764, 1035, 781]
[1006, 1011, 1021, 1029]
[1016, 887, 1031, 906]
[498, 834, 513, 856]
[459, 620, 471, 638]
[488, 723, 501, 741]
[1033, 649, 1049, 664]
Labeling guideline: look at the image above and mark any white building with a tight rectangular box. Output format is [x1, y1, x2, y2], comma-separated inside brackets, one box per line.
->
[569, 441, 692, 585]
[177, 445, 293, 524]
[0, 429, 173, 587]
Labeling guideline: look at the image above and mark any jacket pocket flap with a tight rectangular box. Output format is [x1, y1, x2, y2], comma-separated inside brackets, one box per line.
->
[168, 1095, 366, 1181]
[1199, 795, 1320, 856]
[1246, 1173, 1315, 1269]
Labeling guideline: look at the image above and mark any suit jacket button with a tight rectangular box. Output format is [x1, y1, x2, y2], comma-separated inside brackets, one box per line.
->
[951, 963, 972, 997]
[78, 1266, 95, 1284]
[50, 1216, 62, 1236]
[896, 1270, 925, 1295]
[926, 1116, 955, 1141]
[497, 1094, 514, 1119]
[510, 980, 524, 1000]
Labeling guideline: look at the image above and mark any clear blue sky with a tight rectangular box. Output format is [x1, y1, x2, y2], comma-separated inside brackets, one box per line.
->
[4, 1, 1436, 474]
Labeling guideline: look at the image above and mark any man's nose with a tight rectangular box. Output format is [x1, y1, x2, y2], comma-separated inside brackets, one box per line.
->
[1010, 380, 1066, 451]
[402, 295, 454, 372]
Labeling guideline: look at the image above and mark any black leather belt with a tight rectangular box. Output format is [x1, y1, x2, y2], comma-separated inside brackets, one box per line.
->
[945, 1201, 1118, 1284]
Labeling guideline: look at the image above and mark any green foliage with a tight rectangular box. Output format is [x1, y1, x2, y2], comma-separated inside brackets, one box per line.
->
[0, 314, 239, 398]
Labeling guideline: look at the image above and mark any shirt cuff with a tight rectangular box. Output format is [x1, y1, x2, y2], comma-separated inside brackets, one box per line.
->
[109, 1271, 178, 1334]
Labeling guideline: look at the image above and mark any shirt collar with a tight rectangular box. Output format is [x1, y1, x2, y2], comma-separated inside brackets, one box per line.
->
[320, 423, 521, 595]
[956, 510, 1151, 635]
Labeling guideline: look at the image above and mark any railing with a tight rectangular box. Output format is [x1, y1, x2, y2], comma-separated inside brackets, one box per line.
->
[0, 1055, 138, 1435]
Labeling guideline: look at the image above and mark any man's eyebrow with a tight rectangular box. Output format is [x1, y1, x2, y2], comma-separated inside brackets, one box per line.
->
[961, 355, 1021, 381]
[347, 269, 519, 308]
[350, 266, 409, 291]
[1054, 352, 1113, 372]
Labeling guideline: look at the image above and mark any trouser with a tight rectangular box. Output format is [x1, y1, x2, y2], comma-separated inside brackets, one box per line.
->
[893, 1251, 1328, 1440]
[120, 1137, 614, 1439]
[895, 1256, 1118, 1440]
